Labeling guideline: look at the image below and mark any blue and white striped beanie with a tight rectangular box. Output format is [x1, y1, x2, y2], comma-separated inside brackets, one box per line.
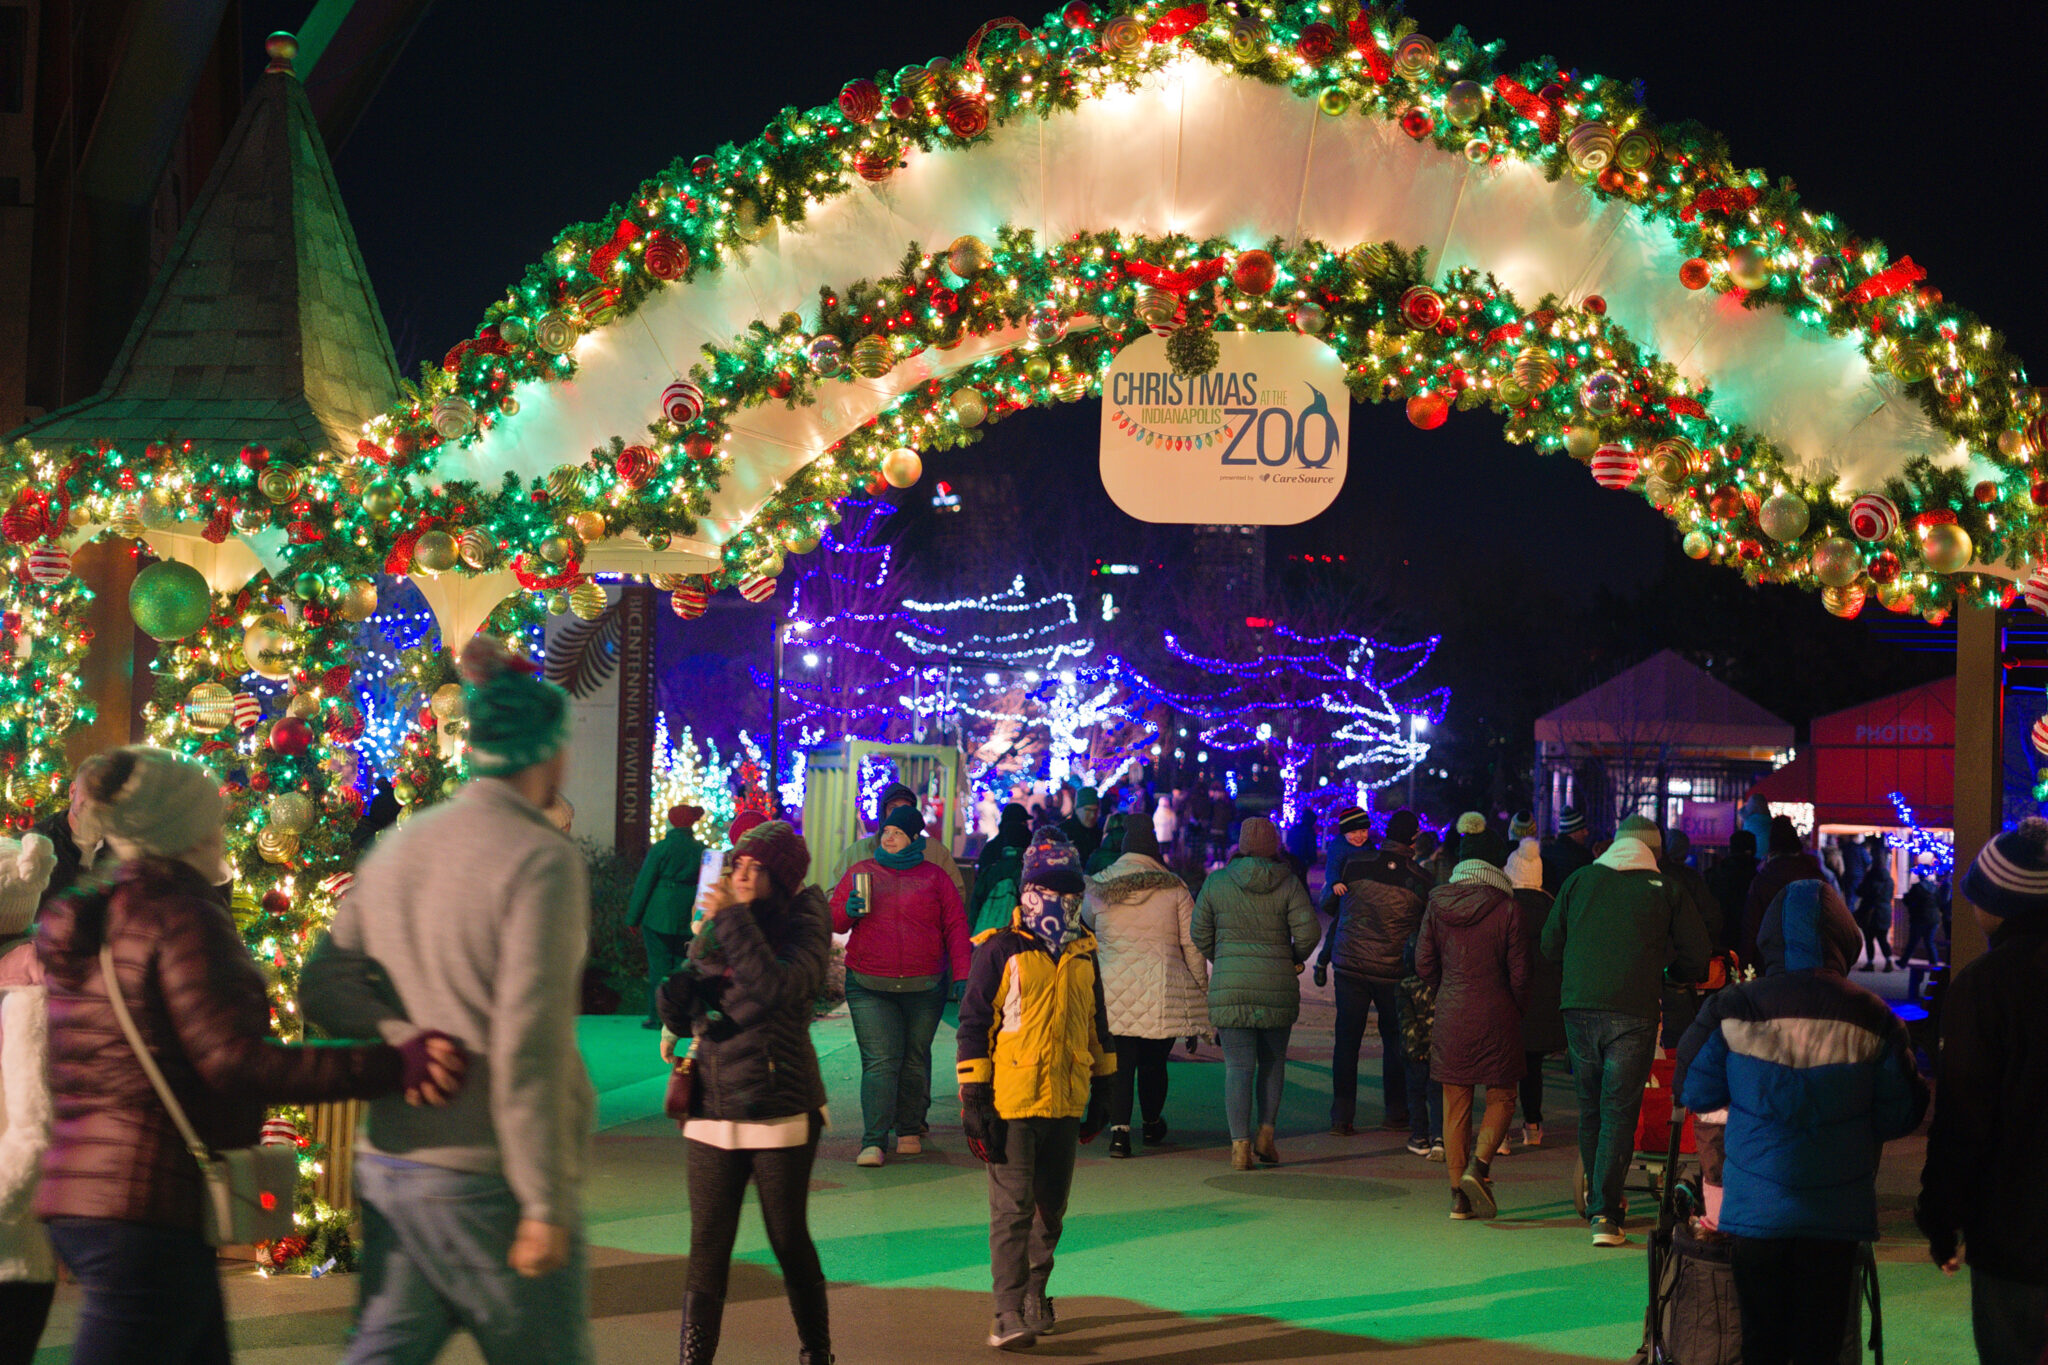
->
[1962, 817, 2048, 921]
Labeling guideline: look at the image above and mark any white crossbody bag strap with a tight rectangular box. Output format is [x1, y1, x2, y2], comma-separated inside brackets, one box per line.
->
[99, 943, 211, 1166]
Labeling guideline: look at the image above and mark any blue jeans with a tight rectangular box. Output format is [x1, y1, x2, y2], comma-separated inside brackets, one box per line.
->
[344, 1156, 592, 1365]
[1409, 1055, 1445, 1143]
[845, 978, 946, 1148]
[1330, 975, 1408, 1128]
[1973, 1268, 2048, 1365]
[1563, 1008, 1659, 1225]
[1220, 1026, 1291, 1141]
[45, 1219, 229, 1365]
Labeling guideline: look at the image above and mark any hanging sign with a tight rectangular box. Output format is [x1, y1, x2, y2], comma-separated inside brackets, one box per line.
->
[1098, 332, 1349, 524]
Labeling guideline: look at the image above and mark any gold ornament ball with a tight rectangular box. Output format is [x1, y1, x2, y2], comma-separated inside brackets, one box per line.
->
[338, 578, 379, 622]
[1443, 80, 1486, 127]
[1023, 355, 1052, 384]
[544, 590, 571, 615]
[1810, 536, 1866, 588]
[184, 682, 235, 732]
[1563, 426, 1600, 460]
[757, 549, 787, 580]
[1316, 88, 1349, 117]
[569, 510, 607, 543]
[786, 527, 822, 555]
[950, 388, 988, 427]
[1227, 18, 1268, 61]
[362, 480, 402, 518]
[457, 528, 499, 569]
[568, 581, 609, 620]
[533, 310, 576, 355]
[1497, 379, 1529, 408]
[545, 466, 585, 500]
[256, 828, 298, 865]
[946, 236, 991, 277]
[413, 529, 459, 574]
[1648, 437, 1698, 483]
[258, 463, 304, 504]
[1919, 522, 1973, 574]
[1821, 584, 1867, 619]
[643, 529, 671, 552]
[1726, 245, 1771, 292]
[1757, 493, 1811, 543]
[850, 334, 892, 379]
[1682, 531, 1712, 560]
[1513, 349, 1559, 393]
[430, 682, 466, 721]
[1998, 429, 2028, 459]
[266, 792, 315, 835]
[392, 781, 417, 806]
[881, 448, 923, 489]
[538, 533, 576, 565]
[285, 691, 319, 720]
[1876, 580, 1916, 614]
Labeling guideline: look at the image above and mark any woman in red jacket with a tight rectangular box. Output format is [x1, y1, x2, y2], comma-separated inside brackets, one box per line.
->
[830, 806, 970, 1168]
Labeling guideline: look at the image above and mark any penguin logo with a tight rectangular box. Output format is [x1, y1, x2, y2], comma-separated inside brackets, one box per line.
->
[1296, 384, 1339, 469]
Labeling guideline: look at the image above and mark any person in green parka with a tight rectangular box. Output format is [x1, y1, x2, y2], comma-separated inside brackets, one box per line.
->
[968, 803, 1032, 936]
[627, 805, 706, 1028]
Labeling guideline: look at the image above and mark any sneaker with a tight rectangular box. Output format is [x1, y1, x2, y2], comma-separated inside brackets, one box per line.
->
[1329, 1122, 1356, 1137]
[1460, 1163, 1497, 1219]
[1142, 1117, 1168, 1146]
[640, 1017, 663, 1029]
[1450, 1190, 1477, 1220]
[988, 1312, 1038, 1350]
[1427, 1140, 1446, 1162]
[1522, 1123, 1544, 1148]
[1592, 1219, 1627, 1247]
[1108, 1127, 1132, 1159]
[855, 1146, 885, 1168]
[1021, 1292, 1057, 1336]
[1406, 1137, 1432, 1157]
[896, 1134, 923, 1157]
[1492, 1133, 1513, 1158]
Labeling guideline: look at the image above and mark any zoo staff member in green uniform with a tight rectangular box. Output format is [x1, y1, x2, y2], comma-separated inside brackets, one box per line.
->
[628, 806, 706, 1029]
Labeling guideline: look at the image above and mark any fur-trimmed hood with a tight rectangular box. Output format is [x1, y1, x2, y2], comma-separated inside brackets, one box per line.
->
[1088, 853, 1187, 904]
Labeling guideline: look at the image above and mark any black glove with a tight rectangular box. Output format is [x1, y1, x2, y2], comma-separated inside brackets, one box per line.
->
[655, 969, 697, 1033]
[1078, 1077, 1111, 1144]
[1313, 964, 1328, 988]
[961, 1082, 1006, 1164]
[1914, 1201, 1959, 1267]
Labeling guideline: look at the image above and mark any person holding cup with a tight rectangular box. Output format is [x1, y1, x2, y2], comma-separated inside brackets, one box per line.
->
[829, 806, 971, 1168]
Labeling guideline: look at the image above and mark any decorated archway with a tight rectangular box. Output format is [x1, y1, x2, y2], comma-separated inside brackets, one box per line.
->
[3, 1, 2042, 976]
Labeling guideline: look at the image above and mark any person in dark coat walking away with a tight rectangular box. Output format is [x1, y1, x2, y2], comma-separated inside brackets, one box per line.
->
[1417, 858, 1529, 1221]
[59, 748, 465, 1365]
[1740, 816, 1834, 969]
[1504, 837, 1562, 1150]
[1083, 811, 1127, 876]
[1193, 817, 1318, 1170]
[1060, 788, 1105, 867]
[829, 806, 972, 1167]
[1321, 806, 1375, 902]
[1314, 810, 1431, 1139]
[657, 821, 834, 1365]
[956, 833, 1115, 1351]
[1680, 878, 1926, 1365]
[1539, 807, 1593, 895]
[1899, 853, 1943, 977]
[1706, 830, 1759, 955]
[1543, 813, 1711, 1247]
[1658, 830, 1722, 1046]
[969, 803, 1033, 936]
[627, 805, 706, 1028]
[1916, 819, 2048, 1365]
[1206, 784, 1236, 867]
[1853, 834, 1896, 971]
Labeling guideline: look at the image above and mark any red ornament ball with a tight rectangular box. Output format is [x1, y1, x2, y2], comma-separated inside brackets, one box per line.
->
[2031, 481, 2048, 507]
[1296, 22, 1337, 62]
[855, 150, 897, 183]
[1405, 392, 1450, 429]
[1398, 285, 1444, 330]
[261, 888, 291, 917]
[1232, 250, 1277, 296]
[1867, 549, 1902, 584]
[270, 717, 314, 757]
[1678, 258, 1712, 290]
[239, 444, 270, 470]
[1400, 107, 1435, 140]
[1062, 1, 1096, 29]
[1974, 480, 2000, 504]
[642, 231, 689, 281]
[1581, 295, 1607, 316]
[1708, 485, 1746, 520]
[766, 370, 796, 400]
[615, 444, 654, 488]
[944, 93, 989, 139]
[690, 156, 714, 180]
[1737, 539, 1763, 561]
[682, 434, 718, 461]
[839, 78, 883, 125]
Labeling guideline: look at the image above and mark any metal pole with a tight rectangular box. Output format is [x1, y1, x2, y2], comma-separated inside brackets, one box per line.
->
[769, 624, 784, 819]
[1951, 600, 2002, 972]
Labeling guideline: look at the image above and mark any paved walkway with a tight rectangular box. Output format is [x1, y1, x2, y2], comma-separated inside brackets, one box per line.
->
[31, 973, 1967, 1363]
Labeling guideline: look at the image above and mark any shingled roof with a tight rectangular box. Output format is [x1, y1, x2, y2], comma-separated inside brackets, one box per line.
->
[7, 37, 399, 456]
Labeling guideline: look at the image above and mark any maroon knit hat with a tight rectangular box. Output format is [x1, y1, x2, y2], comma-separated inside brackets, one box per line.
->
[734, 819, 809, 896]
[669, 804, 703, 829]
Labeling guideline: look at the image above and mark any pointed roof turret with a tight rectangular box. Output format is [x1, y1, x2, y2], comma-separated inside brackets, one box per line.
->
[9, 32, 399, 456]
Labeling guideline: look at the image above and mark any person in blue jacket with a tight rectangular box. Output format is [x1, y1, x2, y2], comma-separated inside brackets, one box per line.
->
[1678, 877, 1928, 1365]
[1320, 806, 1375, 903]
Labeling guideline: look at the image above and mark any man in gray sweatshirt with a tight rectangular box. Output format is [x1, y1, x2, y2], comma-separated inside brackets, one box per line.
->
[303, 638, 593, 1365]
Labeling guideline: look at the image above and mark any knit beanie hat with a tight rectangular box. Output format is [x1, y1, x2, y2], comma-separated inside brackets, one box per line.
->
[1768, 814, 1803, 857]
[1962, 816, 2048, 921]
[1504, 836, 1543, 890]
[876, 782, 916, 818]
[459, 637, 570, 779]
[997, 803, 1031, 839]
[734, 819, 808, 897]
[1022, 831, 1085, 894]
[0, 832, 56, 937]
[1558, 807, 1587, 836]
[1382, 809, 1420, 847]
[668, 805, 703, 829]
[1075, 786, 1100, 812]
[726, 809, 768, 847]
[1459, 829, 1510, 869]
[94, 747, 225, 863]
[1455, 811, 1487, 836]
[1239, 816, 1281, 859]
[1616, 813, 1662, 852]
[881, 805, 926, 839]
[1508, 810, 1536, 841]
[1121, 816, 1161, 861]
[1336, 806, 1370, 835]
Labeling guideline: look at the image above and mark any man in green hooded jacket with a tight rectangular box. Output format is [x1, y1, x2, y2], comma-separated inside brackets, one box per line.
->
[627, 805, 706, 1028]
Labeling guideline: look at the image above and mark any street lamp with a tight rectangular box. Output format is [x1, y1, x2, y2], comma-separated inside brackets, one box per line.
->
[768, 620, 809, 818]
[1407, 714, 1429, 811]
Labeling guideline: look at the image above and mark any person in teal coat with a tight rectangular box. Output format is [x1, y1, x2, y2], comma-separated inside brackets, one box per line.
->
[628, 805, 705, 1028]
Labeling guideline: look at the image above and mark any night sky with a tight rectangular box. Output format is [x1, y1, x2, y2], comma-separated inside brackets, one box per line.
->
[244, 0, 2048, 752]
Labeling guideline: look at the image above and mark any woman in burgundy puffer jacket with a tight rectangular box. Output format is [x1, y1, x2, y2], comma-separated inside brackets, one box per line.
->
[1417, 857, 1529, 1223]
[36, 748, 461, 1365]
[829, 806, 970, 1167]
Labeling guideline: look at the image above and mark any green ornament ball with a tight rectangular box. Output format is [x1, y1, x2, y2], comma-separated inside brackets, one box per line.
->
[129, 561, 212, 641]
[1022, 355, 1052, 384]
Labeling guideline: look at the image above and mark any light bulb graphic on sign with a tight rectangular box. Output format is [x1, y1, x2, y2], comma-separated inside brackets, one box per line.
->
[1098, 332, 1350, 524]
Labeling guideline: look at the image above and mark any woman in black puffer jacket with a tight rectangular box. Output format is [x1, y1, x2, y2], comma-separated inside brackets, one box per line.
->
[657, 820, 831, 1365]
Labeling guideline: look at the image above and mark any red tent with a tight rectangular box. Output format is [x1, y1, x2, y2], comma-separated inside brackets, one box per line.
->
[1749, 677, 1954, 829]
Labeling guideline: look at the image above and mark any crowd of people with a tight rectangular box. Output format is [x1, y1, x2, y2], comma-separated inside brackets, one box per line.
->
[0, 672, 2038, 1365]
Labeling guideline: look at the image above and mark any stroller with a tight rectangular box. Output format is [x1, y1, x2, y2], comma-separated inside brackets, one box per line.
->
[1635, 1111, 1887, 1364]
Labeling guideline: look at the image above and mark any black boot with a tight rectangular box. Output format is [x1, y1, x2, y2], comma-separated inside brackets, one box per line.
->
[787, 1277, 831, 1364]
[681, 1291, 724, 1365]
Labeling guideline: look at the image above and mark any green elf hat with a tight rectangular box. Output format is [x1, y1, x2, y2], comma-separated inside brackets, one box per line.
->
[459, 636, 570, 778]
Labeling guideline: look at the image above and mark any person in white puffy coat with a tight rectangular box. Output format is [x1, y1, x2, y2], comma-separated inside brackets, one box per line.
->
[1078, 821, 1208, 1158]
[0, 830, 58, 1365]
